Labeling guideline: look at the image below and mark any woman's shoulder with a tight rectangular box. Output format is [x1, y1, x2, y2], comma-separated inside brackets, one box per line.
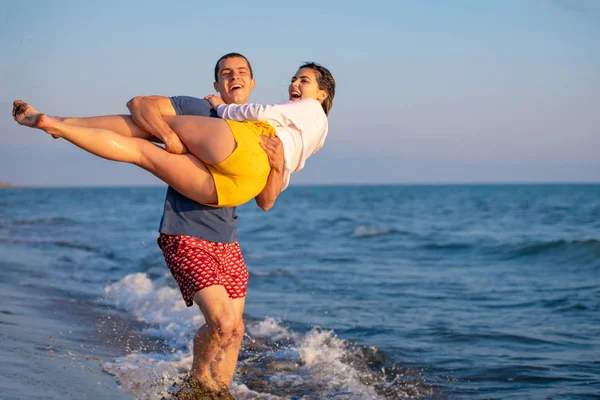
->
[289, 98, 326, 116]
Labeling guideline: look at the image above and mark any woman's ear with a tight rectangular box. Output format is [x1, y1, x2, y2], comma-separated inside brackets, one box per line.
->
[318, 90, 328, 102]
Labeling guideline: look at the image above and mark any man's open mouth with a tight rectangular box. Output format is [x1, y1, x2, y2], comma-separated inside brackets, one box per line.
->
[230, 84, 242, 91]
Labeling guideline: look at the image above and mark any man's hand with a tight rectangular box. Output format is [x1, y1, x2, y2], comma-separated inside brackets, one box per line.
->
[255, 136, 285, 211]
[204, 94, 225, 110]
[126, 96, 188, 154]
[259, 136, 284, 172]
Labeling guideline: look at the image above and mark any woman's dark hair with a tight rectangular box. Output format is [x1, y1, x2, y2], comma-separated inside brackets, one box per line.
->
[299, 62, 335, 115]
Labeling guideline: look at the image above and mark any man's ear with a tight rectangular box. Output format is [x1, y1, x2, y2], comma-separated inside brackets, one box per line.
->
[249, 78, 256, 91]
[213, 82, 219, 92]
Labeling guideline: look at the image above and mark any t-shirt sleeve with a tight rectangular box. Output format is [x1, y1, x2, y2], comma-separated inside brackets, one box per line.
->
[217, 102, 284, 122]
[216, 98, 322, 127]
[170, 96, 217, 117]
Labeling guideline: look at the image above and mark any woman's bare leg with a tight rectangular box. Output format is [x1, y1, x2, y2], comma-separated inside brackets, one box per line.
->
[60, 115, 155, 139]
[13, 101, 218, 205]
[41, 115, 155, 141]
[58, 114, 240, 168]
[23, 103, 238, 167]
[163, 115, 237, 166]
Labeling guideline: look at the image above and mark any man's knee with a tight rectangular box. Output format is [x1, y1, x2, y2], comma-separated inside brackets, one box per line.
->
[208, 315, 236, 345]
[231, 320, 244, 343]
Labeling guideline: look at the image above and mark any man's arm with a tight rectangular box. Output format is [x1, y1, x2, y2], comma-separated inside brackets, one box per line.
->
[255, 136, 285, 211]
[126, 96, 187, 154]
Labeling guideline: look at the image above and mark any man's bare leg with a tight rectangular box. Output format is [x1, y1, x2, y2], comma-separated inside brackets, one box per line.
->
[211, 298, 245, 385]
[191, 286, 238, 391]
[13, 101, 218, 205]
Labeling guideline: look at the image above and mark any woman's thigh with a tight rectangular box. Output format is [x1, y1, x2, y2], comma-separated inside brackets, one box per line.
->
[163, 116, 236, 165]
[137, 142, 218, 205]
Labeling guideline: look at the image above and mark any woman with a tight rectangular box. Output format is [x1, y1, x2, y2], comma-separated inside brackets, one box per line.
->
[13, 62, 335, 207]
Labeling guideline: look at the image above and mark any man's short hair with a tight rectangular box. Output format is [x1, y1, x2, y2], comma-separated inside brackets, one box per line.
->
[214, 53, 254, 82]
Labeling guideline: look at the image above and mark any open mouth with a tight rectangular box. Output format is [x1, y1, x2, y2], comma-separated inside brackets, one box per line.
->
[230, 84, 242, 92]
[290, 91, 301, 100]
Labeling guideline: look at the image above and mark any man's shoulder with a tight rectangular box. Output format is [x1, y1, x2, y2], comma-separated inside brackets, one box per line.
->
[170, 96, 217, 117]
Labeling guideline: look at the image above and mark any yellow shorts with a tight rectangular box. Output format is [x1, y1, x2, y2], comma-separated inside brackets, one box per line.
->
[206, 120, 276, 207]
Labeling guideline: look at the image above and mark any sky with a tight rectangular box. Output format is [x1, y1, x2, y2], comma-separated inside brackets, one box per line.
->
[1, 0, 599, 186]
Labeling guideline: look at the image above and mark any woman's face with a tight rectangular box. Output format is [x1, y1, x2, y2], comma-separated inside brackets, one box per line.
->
[288, 68, 327, 103]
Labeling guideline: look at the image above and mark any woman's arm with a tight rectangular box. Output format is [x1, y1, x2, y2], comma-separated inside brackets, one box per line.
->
[215, 98, 321, 124]
[216, 102, 285, 123]
[255, 136, 285, 211]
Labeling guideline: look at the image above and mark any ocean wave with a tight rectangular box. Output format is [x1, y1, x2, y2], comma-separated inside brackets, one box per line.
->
[438, 329, 557, 347]
[237, 324, 433, 399]
[322, 216, 357, 226]
[246, 224, 280, 235]
[103, 273, 202, 348]
[246, 268, 294, 278]
[10, 216, 78, 226]
[503, 238, 600, 263]
[352, 226, 395, 238]
[55, 240, 104, 253]
[421, 242, 474, 251]
[318, 256, 359, 263]
[0, 237, 103, 254]
[101, 274, 433, 399]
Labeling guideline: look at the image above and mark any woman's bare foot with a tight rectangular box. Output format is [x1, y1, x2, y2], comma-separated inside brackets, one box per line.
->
[13, 100, 43, 127]
[12, 100, 60, 138]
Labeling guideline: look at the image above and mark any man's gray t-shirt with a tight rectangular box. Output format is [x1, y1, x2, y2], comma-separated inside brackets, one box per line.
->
[158, 96, 238, 243]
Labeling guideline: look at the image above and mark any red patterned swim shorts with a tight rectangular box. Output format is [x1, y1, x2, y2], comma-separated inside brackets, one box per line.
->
[157, 234, 248, 307]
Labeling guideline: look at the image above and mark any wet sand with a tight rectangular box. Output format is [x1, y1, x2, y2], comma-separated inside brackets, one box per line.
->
[0, 261, 132, 400]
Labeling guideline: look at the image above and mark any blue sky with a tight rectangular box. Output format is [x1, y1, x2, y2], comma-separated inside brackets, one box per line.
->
[1, 0, 599, 186]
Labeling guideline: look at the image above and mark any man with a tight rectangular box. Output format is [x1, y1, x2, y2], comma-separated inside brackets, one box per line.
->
[126, 53, 284, 396]
[42, 52, 282, 396]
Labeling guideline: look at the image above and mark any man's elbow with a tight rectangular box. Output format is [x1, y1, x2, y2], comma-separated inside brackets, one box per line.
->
[126, 96, 145, 111]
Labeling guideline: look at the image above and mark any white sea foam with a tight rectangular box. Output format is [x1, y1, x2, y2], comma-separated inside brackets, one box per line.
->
[103, 272, 204, 347]
[102, 273, 387, 399]
[229, 383, 283, 399]
[104, 352, 186, 400]
[298, 328, 382, 398]
[246, 316, 296, 341]
[353, 225, 391, 238]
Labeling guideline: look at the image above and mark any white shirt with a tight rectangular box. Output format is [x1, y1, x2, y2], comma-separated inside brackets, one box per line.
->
[217, 98, 328, 191]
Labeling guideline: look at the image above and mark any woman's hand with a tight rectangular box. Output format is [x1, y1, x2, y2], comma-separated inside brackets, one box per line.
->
[204, 94, 225, 109]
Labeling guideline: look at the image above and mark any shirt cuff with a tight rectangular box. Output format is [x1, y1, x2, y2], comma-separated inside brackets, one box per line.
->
[216, 104, 227, 117]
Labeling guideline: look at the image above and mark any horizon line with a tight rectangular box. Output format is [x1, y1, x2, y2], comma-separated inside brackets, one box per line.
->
[2, 181, 600, 189]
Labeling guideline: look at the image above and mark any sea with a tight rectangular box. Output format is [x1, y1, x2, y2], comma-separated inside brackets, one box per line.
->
[0, 184, 598, 400]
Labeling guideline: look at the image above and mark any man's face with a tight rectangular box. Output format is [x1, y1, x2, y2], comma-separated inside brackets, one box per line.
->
[214, 56, 255, 105]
